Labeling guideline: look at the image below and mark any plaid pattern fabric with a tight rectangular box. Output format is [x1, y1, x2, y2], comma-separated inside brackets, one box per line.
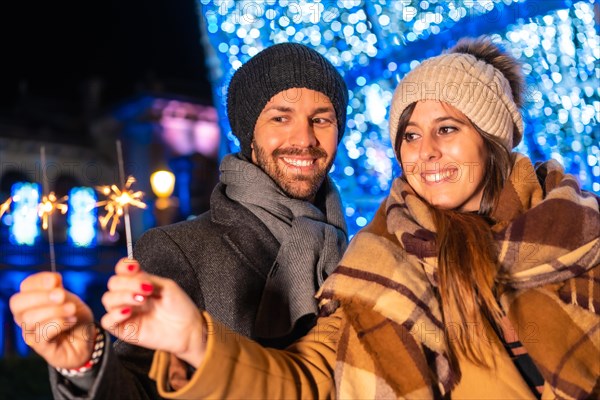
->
[318, 154, 599, 399]
[495, 315, 545, 397]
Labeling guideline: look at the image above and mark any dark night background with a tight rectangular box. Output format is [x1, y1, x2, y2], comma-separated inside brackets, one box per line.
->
[0, 0, 213, 147]
[0, 2, 214, 398]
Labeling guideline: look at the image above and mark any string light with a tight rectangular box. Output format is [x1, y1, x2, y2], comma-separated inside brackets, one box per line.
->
[199, 0, 599, 235]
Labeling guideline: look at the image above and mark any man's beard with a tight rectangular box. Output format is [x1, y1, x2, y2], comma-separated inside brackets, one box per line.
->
[252, 142, 333, 201]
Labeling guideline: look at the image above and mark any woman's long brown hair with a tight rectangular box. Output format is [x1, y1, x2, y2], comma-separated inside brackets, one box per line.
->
[395, 102, 514, 369]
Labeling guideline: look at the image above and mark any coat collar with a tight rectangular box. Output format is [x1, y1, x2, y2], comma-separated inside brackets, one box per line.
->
[209, 182, 280, 279]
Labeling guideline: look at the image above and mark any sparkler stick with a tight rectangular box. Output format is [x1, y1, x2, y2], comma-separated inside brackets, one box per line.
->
[40, 147, 57, 272]
[117, 140, 134, 259]
[40, 146, 56, 272]
[94, 141, 146, 258]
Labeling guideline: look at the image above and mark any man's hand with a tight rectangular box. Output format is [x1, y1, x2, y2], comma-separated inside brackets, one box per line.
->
[9, 272, 96, 369]
[101, 258, 207, 368]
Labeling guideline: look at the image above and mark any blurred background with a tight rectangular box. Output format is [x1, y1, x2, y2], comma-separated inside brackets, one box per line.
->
[0, 1, 598, 398]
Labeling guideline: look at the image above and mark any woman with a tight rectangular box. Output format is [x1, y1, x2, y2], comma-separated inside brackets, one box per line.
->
[101, 37, 599, 399]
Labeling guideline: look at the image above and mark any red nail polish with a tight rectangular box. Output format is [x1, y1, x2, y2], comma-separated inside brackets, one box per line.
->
[127, 264, 137, 272]
[121, 307, 131, 315]
[141, 283, 153, 293]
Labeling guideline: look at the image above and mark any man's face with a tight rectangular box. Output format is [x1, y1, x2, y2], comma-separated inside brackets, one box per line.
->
[251, 88, 338, 202]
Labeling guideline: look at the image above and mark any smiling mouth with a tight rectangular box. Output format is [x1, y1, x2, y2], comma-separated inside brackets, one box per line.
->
[421, 169, 457, 183]
[281, 157, 316, 167]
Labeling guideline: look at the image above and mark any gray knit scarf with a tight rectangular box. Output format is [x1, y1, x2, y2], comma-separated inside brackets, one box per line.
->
[220, 153, 348, 339]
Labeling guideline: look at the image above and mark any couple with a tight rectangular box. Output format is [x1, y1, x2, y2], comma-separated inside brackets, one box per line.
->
[11, 38, 599, 399]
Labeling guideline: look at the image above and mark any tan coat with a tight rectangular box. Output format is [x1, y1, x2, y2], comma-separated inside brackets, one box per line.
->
[149, 155, 599, 399]
[149, 309, 541, 399]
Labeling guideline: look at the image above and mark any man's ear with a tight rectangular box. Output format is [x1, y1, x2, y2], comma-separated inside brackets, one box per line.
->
[250, 140, 257, 163]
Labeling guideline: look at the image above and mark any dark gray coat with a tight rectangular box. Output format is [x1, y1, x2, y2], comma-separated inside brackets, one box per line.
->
[51, 183, 311, 399]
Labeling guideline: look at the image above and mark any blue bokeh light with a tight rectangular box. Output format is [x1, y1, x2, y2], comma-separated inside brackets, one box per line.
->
[198, 0, 599, 235]
[67, 187, 98, 248]
[10, 182, 40, 246]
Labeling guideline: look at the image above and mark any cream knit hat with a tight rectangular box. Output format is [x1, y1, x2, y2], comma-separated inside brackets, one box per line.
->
[389, 53, 523, 152]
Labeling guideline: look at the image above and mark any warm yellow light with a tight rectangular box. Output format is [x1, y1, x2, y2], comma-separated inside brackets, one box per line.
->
[150, 170, 176, 199]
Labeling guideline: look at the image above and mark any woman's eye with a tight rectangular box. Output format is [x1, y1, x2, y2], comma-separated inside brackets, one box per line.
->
[403, 132, 419, 142]
[439, 126, 457, 134]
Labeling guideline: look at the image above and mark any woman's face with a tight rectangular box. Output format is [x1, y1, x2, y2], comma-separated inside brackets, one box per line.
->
[399, 100, 488, 212]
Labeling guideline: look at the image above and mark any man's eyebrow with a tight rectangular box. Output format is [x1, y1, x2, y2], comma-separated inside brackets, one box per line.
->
[262, 105, 294, 113]
[313, 106, 335, 114]
[261, 105, 336, 115]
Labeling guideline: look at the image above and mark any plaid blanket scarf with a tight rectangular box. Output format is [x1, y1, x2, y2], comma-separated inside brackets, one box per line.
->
[318, 154, 599, 399]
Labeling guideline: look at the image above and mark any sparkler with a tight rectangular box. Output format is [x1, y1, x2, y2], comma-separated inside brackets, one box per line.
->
[38, 192, 68, 230]
[39, 147, 69, 272]
[95, 177, 146, 236]
[95, 141, 146, 258]
[0, 198, 11, 219]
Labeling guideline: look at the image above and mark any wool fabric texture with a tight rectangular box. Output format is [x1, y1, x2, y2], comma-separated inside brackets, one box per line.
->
[318, 154, 600, 399]
[389, 53, 524, 152]
[219, 154, 348, 339]
[226, 42, 348, 159]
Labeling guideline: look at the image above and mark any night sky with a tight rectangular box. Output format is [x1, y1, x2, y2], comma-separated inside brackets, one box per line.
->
[0, 0, 213, 145]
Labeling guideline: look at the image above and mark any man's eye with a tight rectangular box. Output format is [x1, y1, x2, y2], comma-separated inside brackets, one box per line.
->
[312, 118, 332, 125]
[273, 116, 287, 122]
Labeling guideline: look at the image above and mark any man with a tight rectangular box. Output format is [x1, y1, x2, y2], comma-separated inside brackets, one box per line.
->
[9, 42, 349, 399]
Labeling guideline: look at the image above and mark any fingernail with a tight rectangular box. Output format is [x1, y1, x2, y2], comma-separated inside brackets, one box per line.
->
[43, 275, 55, 289]
[121, 307, 131, 315]
[49, 289, 62, 303]
[65, 316, 77, 324]
[63, 303, 75, 314]
[133, 294, 145, 303]
[127, 264, 137, 272]
[140, 283, 153, 293]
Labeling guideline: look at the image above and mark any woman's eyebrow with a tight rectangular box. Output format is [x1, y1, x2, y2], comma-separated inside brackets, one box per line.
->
[406, 116, 468, 127]
[433, 116, 468, 124]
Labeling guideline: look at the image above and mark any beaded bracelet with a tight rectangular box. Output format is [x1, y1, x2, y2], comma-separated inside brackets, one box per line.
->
[56, 325, 105, 377]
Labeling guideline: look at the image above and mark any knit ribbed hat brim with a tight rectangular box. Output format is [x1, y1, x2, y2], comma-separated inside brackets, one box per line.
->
[227, 43, 348, 159]
[389, 53, 523, 152]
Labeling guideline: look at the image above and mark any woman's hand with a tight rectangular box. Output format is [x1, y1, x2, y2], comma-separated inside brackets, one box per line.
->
[9, 272, 96, 369]
[101, 258, 207, 367]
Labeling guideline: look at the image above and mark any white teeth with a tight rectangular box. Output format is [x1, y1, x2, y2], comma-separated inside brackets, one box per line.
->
[283, 158, 314, 167]
[423, 170, 454, 182]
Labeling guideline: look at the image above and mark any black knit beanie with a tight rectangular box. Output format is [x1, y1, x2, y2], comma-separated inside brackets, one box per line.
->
[226, 42, 348, 160]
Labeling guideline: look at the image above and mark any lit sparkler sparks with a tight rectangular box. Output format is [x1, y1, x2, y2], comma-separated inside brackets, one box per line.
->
[95, 176, 147, 236]
[38, 192, 68, 230]
[0, 198, 11, 219]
